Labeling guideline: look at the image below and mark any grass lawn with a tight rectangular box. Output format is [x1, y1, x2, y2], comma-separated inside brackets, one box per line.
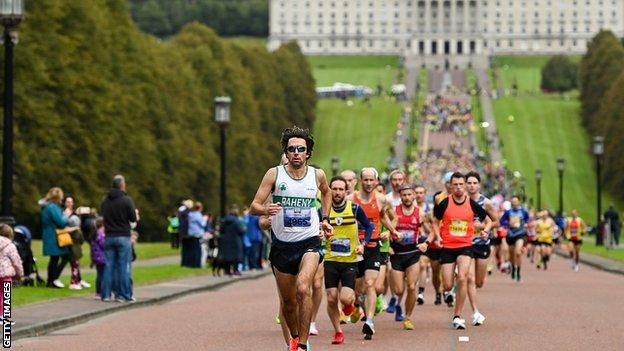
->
[312, 97, 402, 172]
[466, 69, 487, 153]
[492, 94, 621, 221]
[13, 264, 211, 306]
[30, 240, 177, 277]
[308, 55, 399, 88]
[310, 56, 403, 172]
[492, 55, 582, 94]
[582, 238, 624, 263]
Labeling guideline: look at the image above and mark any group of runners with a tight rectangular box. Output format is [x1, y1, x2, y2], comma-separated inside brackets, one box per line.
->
[251, 127, 587, 351]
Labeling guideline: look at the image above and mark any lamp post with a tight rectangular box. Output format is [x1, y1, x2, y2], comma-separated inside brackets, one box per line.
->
[535, 169, 542, 210]
[593, 136, 604, 246]
[0, 0, 24, 225]
[557, 158, 565, 215]
[331, 156, 339, 177]
[215, 96, 231, 218]
[520, 176, 527, 203]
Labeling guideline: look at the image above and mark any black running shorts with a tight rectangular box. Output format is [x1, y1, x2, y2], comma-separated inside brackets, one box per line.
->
[324, 261, 357, 290]
[357, 247, 382, 278]
[569, 238, 583, 245]
[425, 247, 442, 261]
[490, 237, 502, 246]
[440, 246, 474, 264]
[472, 244, 491, 260]
[270, 236, 323, 276]
[390, 251, 421, 272]
[505, 234, 527, 246]
[380, 252, 389, 265]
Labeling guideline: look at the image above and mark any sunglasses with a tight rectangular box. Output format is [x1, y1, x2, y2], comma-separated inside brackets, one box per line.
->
[286, 145, 307, 153]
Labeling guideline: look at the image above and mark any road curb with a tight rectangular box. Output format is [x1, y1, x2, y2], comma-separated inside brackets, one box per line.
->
[555, 249, 624, 276]
[13, 270, 272, 341]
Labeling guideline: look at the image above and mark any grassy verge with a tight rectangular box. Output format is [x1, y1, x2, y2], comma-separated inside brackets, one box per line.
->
[582, 238, 624, 263]
[466, 69, 487, 153]
[30, 240, 177, 277]
[309, 56, 403, 172]
[313, 97, 402, 172]
[492, 55, 582, 94]
[14, 263, 210, 306]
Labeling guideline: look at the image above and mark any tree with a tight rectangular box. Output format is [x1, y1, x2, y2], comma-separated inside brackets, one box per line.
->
[540, 55, 578, 93]
[579, 30, 624, 134]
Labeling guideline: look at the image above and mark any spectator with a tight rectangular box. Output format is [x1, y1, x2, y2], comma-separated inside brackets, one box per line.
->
[63, 196, 90, 290]
[167, 209, 180, 249]
[244, 210, 264, 270]
[178, 199, 193, 267]
[0, 224, 23, 286]
[184, 202, 206, 268]
[604, 205, 621, 246]
[101, 175, 138, 303]
[90, 217, 106, 299]
[218, 205, 245, 276]
[41, 187, 73, 289]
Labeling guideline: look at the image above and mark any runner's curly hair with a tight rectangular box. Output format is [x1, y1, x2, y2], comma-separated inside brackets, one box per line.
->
[281, 126, 315, 159]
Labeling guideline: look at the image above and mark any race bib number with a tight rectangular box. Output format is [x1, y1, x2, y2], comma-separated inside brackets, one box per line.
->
[284, 207, 312, 227]
[570, 227, 578, 234]
[449, 220, 468, 237]
[330, 238, 352, 256]
[510, 216, 521, 229]
[400, 230, 416, 245]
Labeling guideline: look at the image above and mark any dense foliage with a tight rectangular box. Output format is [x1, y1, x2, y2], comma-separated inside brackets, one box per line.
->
[2, 0, 315, 240]
[579, 30, 624, 205]
[540, 55, 578, 93]
[129, 0, 268, 38]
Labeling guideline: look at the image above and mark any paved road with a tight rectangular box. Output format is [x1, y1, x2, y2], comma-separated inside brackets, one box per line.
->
[14, 255, 624, 350]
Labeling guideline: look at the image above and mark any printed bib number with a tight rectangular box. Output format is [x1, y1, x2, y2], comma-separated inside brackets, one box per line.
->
[284, 208, 312, 228]
[510, 216, 521, 229]
[330, 238, 352, 256]
[570, 227, 578, 234]
[400, 230, 416, 245]
[449, 220, 468, 237]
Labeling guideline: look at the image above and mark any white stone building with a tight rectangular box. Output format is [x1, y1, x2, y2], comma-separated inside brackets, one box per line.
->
[268, 0, 624, 56]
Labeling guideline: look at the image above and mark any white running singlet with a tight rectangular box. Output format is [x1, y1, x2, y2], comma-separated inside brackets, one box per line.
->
[271, 165, 320, 242]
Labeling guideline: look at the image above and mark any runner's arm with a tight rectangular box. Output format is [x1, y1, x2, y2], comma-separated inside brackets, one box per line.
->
[380, 197, 400, 237]
[354, 204, 373, 245]
[316, 169, 331, 219]
[250, 168, 280, 216]
[485, 199, 500, 229]
[470, 199, 492, 232]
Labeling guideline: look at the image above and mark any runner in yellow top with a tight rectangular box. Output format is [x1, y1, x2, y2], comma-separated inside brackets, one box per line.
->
[565, 209, 587, 272]
[535, 210, 556, 270]
[324, 176, 374, 345]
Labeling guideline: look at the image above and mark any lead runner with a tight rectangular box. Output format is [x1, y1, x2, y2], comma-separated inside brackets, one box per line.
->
[250, 126, 333, 351]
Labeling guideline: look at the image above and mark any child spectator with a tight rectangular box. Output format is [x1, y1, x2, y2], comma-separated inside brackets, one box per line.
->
[91, 217, 106, 299]
[0, 224, 23, 283]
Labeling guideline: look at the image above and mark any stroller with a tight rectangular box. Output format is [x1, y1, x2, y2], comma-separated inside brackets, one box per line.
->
[13, 225, 45, 286]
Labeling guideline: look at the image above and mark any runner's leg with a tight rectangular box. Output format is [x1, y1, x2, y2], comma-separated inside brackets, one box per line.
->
[296, 252, 321, 346]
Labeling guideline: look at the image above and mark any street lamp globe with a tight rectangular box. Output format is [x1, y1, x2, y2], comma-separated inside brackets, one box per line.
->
[331, 156, 339, 175]
[535, 169, 542, 181]
[557, 158, 565, 172]
[592, 136, 604, 156]
[214, 96, 231, 125]
[0, 0, 24, 27]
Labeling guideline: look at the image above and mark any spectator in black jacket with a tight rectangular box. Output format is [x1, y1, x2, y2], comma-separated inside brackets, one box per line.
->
[101, 175, 138, 303]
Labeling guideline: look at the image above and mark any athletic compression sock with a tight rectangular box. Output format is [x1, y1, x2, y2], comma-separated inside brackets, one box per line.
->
[418, 287, 425, 294]
[298, 343, 308, 350]
[366, 317, 374, 325]
[516, 267, 521, 281]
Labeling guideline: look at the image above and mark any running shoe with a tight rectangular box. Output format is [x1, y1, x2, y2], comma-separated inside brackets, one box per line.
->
[443, 291, 454, 307]
[79, 280, 91, 288]
[434, 292, 442, 305]
[350, 307, 362, 324]
[68, 283, 82, 290]
[386, 296, 397, 313]
[331, 331, 344, 345]
[403, 319, 414, 330]
[375, 295, 385, 315]
[395, 305, 405, 321]
[309, 322, 318, 336]
[452, 317, 466, 330]
[342, 304, 355, 316]
[417, 293, 424, 305]
[472, 311, 486, 326]
[289, 337, 299, 351]
[362, 321, 375, 337]
[339, 311, 348, 325]
[487, 264, 493, 275]
[52, 279, 65, 288]
[574, 264, 580, 272]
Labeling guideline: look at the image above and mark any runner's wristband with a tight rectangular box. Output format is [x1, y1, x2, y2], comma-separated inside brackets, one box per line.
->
[321, 215, 329, 222]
